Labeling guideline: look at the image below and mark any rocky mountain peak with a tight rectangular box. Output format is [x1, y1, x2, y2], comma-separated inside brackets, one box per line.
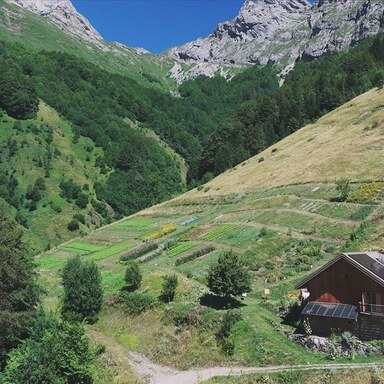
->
[212, 0, 310, 43]
[168, 0, 384, 73]
[8, 0, 104, 47]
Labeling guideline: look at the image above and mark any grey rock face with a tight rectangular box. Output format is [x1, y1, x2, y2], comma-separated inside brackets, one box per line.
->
[8, 0, 104, 47]
[168, 0, 384, 69]
[8, 0, 384, 84]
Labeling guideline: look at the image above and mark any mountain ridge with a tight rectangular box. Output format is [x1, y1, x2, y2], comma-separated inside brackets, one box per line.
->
[168, 0, 384, 74]
[6, 0, 384, 83]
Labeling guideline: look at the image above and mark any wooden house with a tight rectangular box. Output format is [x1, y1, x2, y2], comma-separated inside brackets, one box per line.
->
[295, 252, 384, 340]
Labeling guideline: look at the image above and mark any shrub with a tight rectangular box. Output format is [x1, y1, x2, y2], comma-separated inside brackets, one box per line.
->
[73, 213, 85, 224]
[59, 179, 81, 201]
[175, 246, 215, 266]
[216, 310, 242, 356]
[67, 220, 79, 231]
[161, 274, 178, 303]
[123, 292, 157, 315]
[335, 177, 351, 201]
[124, 262, 142, 291]
[49, 201, 62, 213]
[75, 193, 88, 209]
[120, 241, 158, 262]
[217, 310, 242, 340]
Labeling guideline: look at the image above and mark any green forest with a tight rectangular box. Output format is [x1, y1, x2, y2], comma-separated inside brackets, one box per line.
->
[0, 33, 384, 227]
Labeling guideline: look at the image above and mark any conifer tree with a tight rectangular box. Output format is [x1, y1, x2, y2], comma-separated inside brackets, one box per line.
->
[0, 205, 40, 368]
[61, 256, 103, 323]
[124, 262, 142, 291]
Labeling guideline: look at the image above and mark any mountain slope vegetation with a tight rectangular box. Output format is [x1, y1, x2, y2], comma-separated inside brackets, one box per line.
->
[35, 88, 384, 382]
[1, 32, 384, 252]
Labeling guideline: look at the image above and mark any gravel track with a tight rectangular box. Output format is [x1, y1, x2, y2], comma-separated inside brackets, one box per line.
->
[129, 351, 383, 384]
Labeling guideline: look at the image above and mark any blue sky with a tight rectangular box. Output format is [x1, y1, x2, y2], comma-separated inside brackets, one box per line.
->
[71, 0, 316, 54]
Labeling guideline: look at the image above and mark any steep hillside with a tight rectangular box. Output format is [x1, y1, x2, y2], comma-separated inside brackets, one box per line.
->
[182, 87, 384, 199]
[37, 89, 384, 381]
[0, 101, 109, 253]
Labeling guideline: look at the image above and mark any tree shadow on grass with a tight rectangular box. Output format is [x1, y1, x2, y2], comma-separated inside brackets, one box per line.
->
[121, 285, 137, 293]
[199, 293, 245, 310]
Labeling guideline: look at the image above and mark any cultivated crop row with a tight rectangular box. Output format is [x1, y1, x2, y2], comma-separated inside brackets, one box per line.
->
[167, 242, 198, 258]
[199, 224, 238, 241]
[120, 241, 158, 262]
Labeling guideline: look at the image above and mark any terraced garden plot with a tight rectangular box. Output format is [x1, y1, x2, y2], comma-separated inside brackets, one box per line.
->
[180, 226, 214, 240]
[116, 218, 158, 227]
[86, 241, 134, 261]
[37, 255, 68, 270]
[167, 242, 198, 258]
[244, 196, 292, 210]
[217, 226, 261, 248]
[242, 234, 295, 271]
[60, 241, 106, 253]
[138, 224, 177, 240]
[199, 224, 238, 241]
[176, 250, 222, 282]
[252, 184, 338, 200]
[216, 210, 355, 240]
[315, 203, 374, 221]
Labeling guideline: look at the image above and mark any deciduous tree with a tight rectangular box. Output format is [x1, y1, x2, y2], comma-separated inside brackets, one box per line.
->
[207, 250, 251, 298]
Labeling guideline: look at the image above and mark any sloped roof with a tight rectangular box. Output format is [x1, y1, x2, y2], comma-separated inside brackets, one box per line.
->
[295, 252, 384, 290]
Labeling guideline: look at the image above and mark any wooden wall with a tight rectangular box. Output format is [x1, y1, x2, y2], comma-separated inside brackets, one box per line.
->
[305, 258, 384, 305]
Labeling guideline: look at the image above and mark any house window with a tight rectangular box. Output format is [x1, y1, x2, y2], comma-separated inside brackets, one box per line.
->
[362, 292, 382, 314]
[367, 292, 377, 305]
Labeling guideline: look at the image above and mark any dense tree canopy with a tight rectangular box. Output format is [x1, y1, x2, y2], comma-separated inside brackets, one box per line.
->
[1, 34, 384, 218]
[0, 205, 40, 368]
[0, 312, 94, 384]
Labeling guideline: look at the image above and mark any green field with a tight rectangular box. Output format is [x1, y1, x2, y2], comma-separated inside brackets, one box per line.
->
[200, 225, 238, 241]
[167, 242, 198, 258]
[60, 241, 106, 253]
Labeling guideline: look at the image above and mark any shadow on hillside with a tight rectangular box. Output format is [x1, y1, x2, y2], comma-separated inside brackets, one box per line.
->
[121, 285, 137, 293]
[281, 301, 302, 330]
[200, 293, 245, 310]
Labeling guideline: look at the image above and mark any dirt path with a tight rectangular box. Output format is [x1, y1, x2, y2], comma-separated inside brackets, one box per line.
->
[90, 331, 383, 384]
[129, 353, 383, 384]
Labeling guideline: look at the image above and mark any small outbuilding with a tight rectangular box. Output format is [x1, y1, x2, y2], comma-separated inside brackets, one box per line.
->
[295, 251, 384, 340]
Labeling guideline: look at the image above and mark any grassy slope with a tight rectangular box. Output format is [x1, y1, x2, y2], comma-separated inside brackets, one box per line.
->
[0, 101, 108, 253]
[178, 87, 384, 199]
[37, 88, 384, 382]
